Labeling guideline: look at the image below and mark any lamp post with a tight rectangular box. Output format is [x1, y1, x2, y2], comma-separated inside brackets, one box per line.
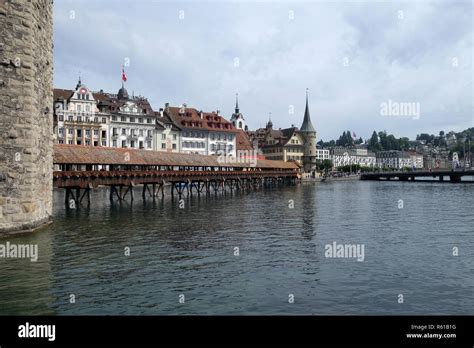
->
[467, 137, 472, 169]
[461, 136, 466, 170]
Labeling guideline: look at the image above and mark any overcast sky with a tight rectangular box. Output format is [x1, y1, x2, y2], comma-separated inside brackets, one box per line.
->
[53, 0, 472, 141]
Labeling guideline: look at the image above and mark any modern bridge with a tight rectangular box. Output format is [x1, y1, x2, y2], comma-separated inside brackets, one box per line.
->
[360, 169, 474, 183]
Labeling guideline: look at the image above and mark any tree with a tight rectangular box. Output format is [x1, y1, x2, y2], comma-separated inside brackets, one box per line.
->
[317, 159, 333, 172]
[368, 131, 381, 151]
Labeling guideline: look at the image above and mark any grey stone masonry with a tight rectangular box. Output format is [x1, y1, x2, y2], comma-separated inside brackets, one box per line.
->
[0, 0, 53, 235]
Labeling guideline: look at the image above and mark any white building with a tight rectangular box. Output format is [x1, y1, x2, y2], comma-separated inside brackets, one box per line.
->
[98, 86, 156, 150]
[155, 109, 181, 152]
[53, 79, 108, 147]
[316, 148, 330, 161]
[330, 147, 376, 168]
[409, 152, 424, 169]
[376, 151, 412, 169]
[166, 104, 237, 157]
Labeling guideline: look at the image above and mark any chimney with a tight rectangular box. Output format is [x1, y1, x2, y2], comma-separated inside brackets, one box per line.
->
[216, 109, 220, 116]
[159, 108, 164, 117]
[200, 110, 203, 119]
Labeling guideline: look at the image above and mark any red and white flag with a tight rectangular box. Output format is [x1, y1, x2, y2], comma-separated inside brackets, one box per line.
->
[122, 66, 127, 82]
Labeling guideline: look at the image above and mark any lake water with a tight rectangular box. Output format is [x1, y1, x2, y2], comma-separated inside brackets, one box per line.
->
[0, 181, 473, 315]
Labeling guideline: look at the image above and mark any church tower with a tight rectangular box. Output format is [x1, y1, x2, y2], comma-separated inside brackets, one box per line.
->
[230, 93, 247, 131]
[300, 89, 317, 173]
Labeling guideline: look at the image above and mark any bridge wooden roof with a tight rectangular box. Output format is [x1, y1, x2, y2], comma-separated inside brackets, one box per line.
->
[53, 145, 299, 170]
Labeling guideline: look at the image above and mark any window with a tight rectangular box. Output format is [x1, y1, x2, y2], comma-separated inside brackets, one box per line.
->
[112, 116, 117, 121]
[94, 117, 98, 123]
[85, 129, 90, 136]
[173, 134, 177, 140]
[102, 118, 106, 123]
[77, 116, 82, 122]
[102, 130, 107, 137]
[94, 130, 99, 135]
[130, 117, 135, 123]
[68, 140, 73, 144]
[162, 143, 166, 149]
[147, 118, 152, 123]
[147, 130, 152, 137]
[122, 129, 126, 135]
[59, 128, 64, 134]
[162, 134, 166, 140]
[139, 129, 144, 136]
[121, 116, 126, 122]
[130, 141, 135, 148]
[68, 128, 73, 135]
[138, 118, 143, 123]
[86, 95, 89, 100]
[76, 104, 81, 112]
[121, 140, 126, 148]
[59, 115, 64, 121]
[86, 105, 91, 112]
[172, 144, 176, 150]
[112, 140, 117, 147]
[147, 141, 151, 148]
[102, 140, 106, 146]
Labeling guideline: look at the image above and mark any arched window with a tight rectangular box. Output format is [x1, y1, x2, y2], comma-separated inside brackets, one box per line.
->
[238, 121, 242, 128]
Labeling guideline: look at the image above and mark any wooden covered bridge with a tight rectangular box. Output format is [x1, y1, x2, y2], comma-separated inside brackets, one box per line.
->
[53, 145, 300, 205]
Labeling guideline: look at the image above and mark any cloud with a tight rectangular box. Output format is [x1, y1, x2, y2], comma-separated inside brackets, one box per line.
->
[54, 0, 472, 141]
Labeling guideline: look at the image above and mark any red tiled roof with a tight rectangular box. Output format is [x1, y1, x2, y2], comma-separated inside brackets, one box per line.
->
[166, 106, 237, 133]
[235, 130, 254, 151]
[53, 144, 299, 169]
[53, 88, 74, 101]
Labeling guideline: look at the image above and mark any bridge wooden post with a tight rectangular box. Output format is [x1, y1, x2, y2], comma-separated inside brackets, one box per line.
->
[65, 188, 70, 206]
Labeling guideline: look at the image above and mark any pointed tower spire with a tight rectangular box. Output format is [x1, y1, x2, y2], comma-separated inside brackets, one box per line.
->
[300, 88, 315, 132]
[235, 93, 239, 113]
[266, 112, 273, 129]
[76, 71, 82, 89]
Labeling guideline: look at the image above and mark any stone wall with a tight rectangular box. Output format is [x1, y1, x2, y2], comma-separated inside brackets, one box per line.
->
[0, 0, 53, 235]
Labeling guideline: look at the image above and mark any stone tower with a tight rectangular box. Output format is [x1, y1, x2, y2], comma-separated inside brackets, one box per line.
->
[0, 0, 54, 235]
[300, 89, 317, 172]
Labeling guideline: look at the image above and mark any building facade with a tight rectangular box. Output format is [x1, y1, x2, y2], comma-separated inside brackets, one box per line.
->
[331, 147, 376, 168]
[376, 151, 412, 169]
[165, 104, 237, 157]
[54, 80, 108, 147]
